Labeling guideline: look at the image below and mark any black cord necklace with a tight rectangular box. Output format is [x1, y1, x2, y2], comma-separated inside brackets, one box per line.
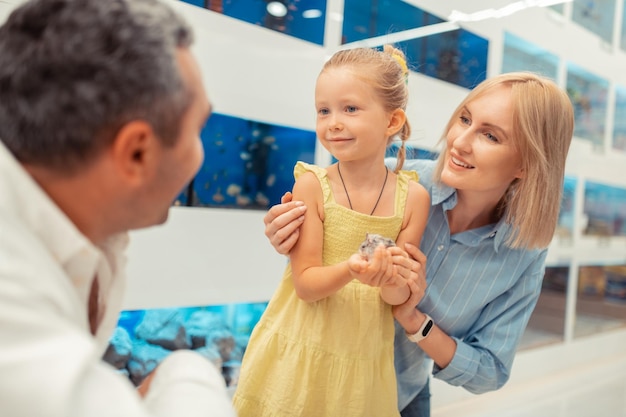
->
[337, 162, 389, 216]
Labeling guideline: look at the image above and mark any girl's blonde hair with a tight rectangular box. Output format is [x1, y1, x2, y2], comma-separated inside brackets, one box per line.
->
[321, 45, 410, 172]
[435, 72, 574, 249]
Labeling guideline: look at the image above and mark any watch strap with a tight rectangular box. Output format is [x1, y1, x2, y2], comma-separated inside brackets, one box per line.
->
[406, 314, 434, 343]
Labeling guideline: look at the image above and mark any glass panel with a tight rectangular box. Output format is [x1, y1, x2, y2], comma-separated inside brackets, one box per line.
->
[549, 3, 564, 13]
[521, 266, 568, 349]
[583, 181, 626, 237]
[501, 32, 559, 80]
[575, 264, 626, 338]
[556, 176, 577, 241]
[613, 85, 626, 151]
[180, 0, 327, 45]
[177, 113, 316, 209]
[620, 1, 626, 51]
[417, 28, 488, 89]
[566, 63, 608, 148]
[105, 303, 268, 388]
[342, 0, 488, 89]
[342, 0, 440, 45]
[571, 0, 616, 43]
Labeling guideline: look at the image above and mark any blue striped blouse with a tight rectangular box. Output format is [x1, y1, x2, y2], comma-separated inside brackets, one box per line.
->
[388, 158, 547, 409]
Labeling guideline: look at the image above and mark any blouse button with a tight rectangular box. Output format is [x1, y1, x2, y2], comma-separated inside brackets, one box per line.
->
[437, 244, 444, 251]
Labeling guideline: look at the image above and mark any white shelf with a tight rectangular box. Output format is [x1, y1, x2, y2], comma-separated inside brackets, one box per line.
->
[547, 236, 626, 266]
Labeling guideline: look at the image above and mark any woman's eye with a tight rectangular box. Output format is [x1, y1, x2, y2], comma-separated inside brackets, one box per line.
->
[460, 115, 470, 125]
[485, 132, 499, 143]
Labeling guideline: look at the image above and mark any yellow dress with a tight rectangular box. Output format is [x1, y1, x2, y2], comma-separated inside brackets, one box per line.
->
[233, 161, 418, 417]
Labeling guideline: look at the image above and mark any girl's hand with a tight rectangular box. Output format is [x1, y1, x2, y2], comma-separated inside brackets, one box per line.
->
[263, 192, 307, 255]
[347, 245, 395, 287]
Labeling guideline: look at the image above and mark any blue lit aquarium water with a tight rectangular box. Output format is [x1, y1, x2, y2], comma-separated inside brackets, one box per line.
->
[342, 0, 488, 89]
[502, 32, 559, 80]
[180, 0, 327, 46]
[176, 112, 316, 209]
[613, 85, 626, 151]
[557, 176, 577, 239]
[566, 62, 608, 148]
[572, 0, 616, 44]
[104, 302, 268, 387]
[584, 181, 626, 237]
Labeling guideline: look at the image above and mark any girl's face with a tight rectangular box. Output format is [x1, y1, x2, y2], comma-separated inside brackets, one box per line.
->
[314, 67, 394, 162]
[441, 84, 524, 199]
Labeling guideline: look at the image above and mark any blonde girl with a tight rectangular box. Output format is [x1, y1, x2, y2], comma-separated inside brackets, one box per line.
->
[232, 45, 430, 417]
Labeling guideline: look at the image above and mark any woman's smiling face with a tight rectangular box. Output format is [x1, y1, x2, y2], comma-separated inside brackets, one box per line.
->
[441, 84, 524, 199]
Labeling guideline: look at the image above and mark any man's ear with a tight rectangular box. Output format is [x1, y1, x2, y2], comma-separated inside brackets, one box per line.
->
[386, 108, 407, 137]
[110, 120, 157, 185]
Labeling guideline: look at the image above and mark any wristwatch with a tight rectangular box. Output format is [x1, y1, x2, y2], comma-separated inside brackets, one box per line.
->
[406, 314, 434, 343]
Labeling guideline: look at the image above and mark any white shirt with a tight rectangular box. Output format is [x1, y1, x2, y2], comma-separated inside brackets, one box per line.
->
[0, 141, 236, 417]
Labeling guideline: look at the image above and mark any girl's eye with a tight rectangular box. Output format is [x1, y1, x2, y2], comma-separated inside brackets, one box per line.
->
[346, 106, 357, 113]
[318, 108, 329, 116]
[460, 115, 470, 125]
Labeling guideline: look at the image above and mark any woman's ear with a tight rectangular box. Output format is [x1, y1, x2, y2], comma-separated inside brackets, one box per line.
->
[110, 120, 158, 186]
[386, 108, 407, 137]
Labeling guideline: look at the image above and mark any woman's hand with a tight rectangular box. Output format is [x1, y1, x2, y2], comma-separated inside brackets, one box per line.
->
[263, 192, 307, 255]
[392, 244, 427, 330]
[402, 243, 426, 294]
[392, 278, 425, 332]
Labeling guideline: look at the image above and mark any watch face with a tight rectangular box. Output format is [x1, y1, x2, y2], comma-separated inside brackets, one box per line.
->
[422, 319, 434, 336]
[407, 316, 433, 342]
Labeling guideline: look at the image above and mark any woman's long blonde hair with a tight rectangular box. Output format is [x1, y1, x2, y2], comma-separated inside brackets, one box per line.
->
[435, 72, 574, 249]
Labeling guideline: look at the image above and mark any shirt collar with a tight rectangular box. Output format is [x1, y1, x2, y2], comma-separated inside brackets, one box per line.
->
[430, 179, 511, 252]
[0, 141, 97, 264]
[0, 141, 129, 286]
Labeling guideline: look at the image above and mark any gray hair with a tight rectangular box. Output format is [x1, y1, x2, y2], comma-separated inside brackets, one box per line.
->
[0, 0, 194, 171]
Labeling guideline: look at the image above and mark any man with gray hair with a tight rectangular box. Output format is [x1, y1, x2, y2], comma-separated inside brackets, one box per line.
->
[0, 0, 236, 415]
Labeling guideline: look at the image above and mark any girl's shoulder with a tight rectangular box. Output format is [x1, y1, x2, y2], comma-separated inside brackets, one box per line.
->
[292, 162, 329, 206]
[406, 178, 430, 208]
[294, 161, 327, 181]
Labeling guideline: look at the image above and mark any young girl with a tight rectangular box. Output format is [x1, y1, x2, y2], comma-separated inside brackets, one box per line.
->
[232, 46, 430, 417]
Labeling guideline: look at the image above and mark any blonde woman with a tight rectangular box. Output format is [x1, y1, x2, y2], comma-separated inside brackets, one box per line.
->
[264, 71, 574, 416]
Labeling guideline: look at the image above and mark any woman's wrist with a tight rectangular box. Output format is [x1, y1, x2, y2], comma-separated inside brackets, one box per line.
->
[401, 310, 426, 335]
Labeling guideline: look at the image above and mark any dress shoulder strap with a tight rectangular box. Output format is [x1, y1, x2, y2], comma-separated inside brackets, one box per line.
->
[293, 161, 332, 203]
[394, 170, 419, 214]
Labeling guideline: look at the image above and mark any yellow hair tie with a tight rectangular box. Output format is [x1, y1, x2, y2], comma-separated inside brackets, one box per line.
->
[391, 53, 409, 77]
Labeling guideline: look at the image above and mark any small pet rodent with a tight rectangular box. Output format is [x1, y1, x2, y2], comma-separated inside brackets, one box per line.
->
[358, 233, 396, 260]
